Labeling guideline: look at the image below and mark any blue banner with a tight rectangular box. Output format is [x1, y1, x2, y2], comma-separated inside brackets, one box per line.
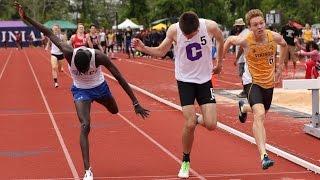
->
[0, 27, 42, 47]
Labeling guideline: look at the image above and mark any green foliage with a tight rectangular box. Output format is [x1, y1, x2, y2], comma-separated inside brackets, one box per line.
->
[2, 0, 320, 29]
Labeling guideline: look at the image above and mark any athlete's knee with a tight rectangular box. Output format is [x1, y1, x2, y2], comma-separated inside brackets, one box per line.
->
[253, 111, 265, 123]
[205, 120, 217, 131]
[81, 122, 91, 134]
[52, 66, 58, 71]
[110, 106, 119, 114]
[184, 118, 197, 131]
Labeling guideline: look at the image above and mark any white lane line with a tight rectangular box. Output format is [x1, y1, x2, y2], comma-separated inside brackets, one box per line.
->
[0, 49, 13, 80]
[13, 170, 311, 180]
[117, 113, 206, 180]
[23, 50, 79, 179]
[103, 72, 320, 174]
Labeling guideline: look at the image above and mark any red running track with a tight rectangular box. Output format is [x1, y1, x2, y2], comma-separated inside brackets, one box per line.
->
[0, 48, 318, 179]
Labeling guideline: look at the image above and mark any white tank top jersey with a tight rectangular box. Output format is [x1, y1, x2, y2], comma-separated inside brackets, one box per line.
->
[51, 34, 64, 55]
[68, 47, 105, 89]
[100, 32, 106, 42]
[174, 19, 213, 84]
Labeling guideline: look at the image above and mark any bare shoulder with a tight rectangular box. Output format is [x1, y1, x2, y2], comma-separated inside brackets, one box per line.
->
[166, 23, 177, 40]
[204, 19, 222, 37]
[205, 19, 220, 31]
[205, 19, 219, 28]
[271, 31, 287, 46]
[271, 31, 282, 40]
[95, 49, 110, 66]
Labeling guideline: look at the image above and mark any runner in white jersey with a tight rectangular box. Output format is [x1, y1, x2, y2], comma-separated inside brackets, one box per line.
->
[45, 24, 66, 88]
[132, 11, 224, 178]
[99, 27, 107, 53]
[174, 18, 213, 83]
[15, 3, 150, 180]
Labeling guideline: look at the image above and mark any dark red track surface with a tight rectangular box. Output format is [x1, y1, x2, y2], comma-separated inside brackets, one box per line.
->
[0, 48, 319, 179]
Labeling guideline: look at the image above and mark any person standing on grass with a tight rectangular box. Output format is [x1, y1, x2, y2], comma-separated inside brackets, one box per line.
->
[132, 11, 224, 178]
[223, 9, 288, 170]
[15, 2, 150, 180]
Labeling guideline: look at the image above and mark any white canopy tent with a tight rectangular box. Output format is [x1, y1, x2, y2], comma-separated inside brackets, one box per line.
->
[112, 19, 143, 30]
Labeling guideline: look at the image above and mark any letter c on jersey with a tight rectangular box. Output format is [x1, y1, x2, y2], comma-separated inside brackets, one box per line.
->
[186, 43, 202, 61]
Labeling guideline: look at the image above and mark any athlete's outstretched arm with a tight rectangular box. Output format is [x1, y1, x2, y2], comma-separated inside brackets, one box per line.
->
[223, 35, 246, 58]
[95, 50, 150, 119]
[14, 1, 73, 60]
[132, 24, 175, 57]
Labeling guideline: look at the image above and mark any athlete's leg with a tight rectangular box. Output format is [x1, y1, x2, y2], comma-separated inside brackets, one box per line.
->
[95, 96, 119, 114]
[199, 103, 217, 130]
[178, 104, 196, 178]
[74, 100, 92, 170]
[251, 104, 267, 156]
[181, 105, 197, 154]
[50, 55, 59, 87]
[284, 47, 290, 75]
[246, 84, 274, 169]
[196, 81, 218, 130]
[57, 59, 64, 72]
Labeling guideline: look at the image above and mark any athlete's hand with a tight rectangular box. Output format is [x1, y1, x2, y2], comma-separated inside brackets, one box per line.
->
[212, 64, 222, 75]
[275, 69, 282, 85]
[14, 1, 26, 19]
[133, 103, 150, 119]
[131, 38, 145, 52]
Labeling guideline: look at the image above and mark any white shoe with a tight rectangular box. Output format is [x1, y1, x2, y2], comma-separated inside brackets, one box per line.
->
[195, 114, 203, 125]
[54, 82, 59, 88]
[83, 167, 93, 180]
[178, 161, 190, 178]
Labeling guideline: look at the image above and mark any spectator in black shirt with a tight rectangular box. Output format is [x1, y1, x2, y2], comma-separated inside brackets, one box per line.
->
[281, 20, 300, 77]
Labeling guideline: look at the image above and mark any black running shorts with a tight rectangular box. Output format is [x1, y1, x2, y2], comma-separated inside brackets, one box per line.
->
[177, 80, 216, 106]
[244, 83, 274, 110]
[52, 54, 64, 61]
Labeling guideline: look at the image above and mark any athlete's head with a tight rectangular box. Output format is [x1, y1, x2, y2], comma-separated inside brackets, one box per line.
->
[90, 24, 97, 34]
[52, 24, 61, 35]
[74, 49, 91, 73]
[245, 9, 265, 36]
[179, 11, 199, 38]
[76, 23, 85, 34]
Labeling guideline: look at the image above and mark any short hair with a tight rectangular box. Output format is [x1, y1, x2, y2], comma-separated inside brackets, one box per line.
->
[179, 11, 199, 35]
[74, 50, 91, 73]
[52, 24, 60, 29]
[77, 23, 84, 28]
[90, 24, 96, 29]
[245, 9, 264, 26]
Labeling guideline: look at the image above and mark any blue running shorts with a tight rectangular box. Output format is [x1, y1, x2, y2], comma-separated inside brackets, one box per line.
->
[71, 81, 112, 101]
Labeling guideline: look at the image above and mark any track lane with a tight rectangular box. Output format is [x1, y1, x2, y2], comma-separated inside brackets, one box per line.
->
[17, 48, 319, 179]
[29, 48, 197, 179]
[0, 49, 76, 179]
[108, 52, 320, 167]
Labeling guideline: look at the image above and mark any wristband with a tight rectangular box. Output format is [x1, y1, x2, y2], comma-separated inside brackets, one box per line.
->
[133, 102, 139, 107]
